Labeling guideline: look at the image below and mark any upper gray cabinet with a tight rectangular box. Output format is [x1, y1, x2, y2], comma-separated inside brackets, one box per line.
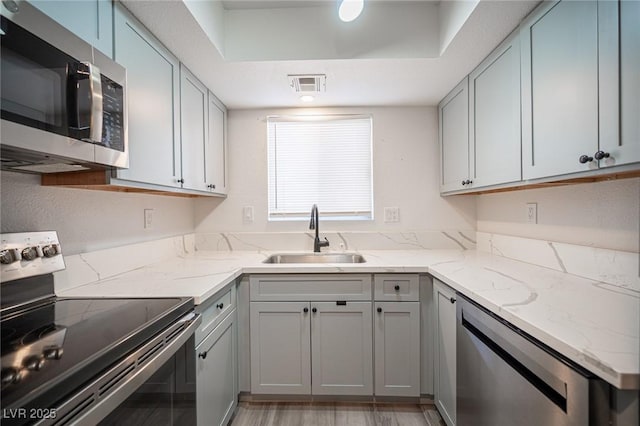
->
[521, 0, 600, 179]
[180, 68, 229, 194]
[619, 1, 640, 164]
[599, 0, 640, 167]
[439, 77, 470, 193]
[113, 4, 182, 188]
[180, 64, 209, 192]
[208, 92, 228, 195]
[440, 0, 639, 195]
[469, 30, 521, 187]
[31, 0, 113, 57]
[520, 0, 640, 179]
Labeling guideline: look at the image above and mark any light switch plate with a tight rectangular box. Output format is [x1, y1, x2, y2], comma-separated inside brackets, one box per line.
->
[243, 206, 254, 224]
[526, 203, 537, 224]
[384, 207, 400, 223]
[144, 209, 154, 229]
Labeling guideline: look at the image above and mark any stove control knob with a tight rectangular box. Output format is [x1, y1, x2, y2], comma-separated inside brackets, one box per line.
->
[21, 247, 39, 261]
[0, 249, 18, 264]
[43, 347, 64, 360]
[23, 355, 45, 371]
[1, 367, 21, 385]
[42, 245, 59, 258]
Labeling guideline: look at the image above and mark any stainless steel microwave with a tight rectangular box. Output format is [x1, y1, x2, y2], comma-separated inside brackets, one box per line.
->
[0, 0, 128, 173]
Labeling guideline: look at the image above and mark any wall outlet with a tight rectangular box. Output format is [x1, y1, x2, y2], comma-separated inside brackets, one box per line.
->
[144, 209, 154, 229]
[526, 203, 537, 224]
[384, 207, 400, 223]
[243, 206, 254, 224]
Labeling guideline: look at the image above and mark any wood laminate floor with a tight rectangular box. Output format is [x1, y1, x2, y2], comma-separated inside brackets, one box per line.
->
[230, 402, 446, 426]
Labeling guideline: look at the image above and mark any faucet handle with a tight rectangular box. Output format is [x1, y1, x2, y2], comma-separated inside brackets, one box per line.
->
[320, 237, 330, 248]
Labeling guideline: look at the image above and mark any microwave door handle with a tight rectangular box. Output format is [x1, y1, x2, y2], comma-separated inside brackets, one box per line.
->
[68, 62, 103, 142]
[86, 62, 103, 143]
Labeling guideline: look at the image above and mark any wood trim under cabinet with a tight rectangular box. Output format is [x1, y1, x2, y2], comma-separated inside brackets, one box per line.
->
[443, 167, 640, 196]
[41, 170, 223, 198]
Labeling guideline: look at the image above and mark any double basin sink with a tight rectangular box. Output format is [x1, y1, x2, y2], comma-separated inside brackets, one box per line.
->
[263, 253, 366, 264]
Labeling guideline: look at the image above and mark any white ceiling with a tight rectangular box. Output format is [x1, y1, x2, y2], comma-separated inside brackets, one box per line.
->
[122, 0, 539, 109]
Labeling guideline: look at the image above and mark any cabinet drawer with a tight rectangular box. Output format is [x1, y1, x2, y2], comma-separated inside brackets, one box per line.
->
[249, 274, 372, 301]
[196, 285, 236, 345]
[374, 274, 419, 301]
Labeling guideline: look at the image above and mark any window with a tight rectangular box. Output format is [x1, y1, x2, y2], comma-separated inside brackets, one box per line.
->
[267, 115, 373, 221]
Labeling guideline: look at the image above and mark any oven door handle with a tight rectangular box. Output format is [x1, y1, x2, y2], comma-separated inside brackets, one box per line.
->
[36, 312, 201, 426]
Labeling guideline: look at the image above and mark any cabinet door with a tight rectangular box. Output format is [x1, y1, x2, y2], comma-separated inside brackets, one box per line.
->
[31, 0, 113, 57]
[250, 302, 311, 394]
[470, 30, 521, 187]
[521, 0, 599, 179]
[113, 5, 182, 188]
[374, 302, 420, 397]
[180, 65, 209, 191]
[196, 310, 236, 426]
[618, 0, 640, 165]
[599, 0, 640, 167]
[207, 92, 228, 194]
[439, 77, 470, 193]
[434, 280, 456, 426]
[311, 302, 373, 396]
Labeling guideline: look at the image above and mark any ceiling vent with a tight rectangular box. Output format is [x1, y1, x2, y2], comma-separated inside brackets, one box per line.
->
[288, 74, 326, 94]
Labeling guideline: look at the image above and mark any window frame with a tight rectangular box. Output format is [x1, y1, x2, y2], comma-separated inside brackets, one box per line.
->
[266, 114, 374, 222]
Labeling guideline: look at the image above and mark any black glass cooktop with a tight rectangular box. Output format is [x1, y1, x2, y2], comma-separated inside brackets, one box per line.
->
[1, 297, 193, 411]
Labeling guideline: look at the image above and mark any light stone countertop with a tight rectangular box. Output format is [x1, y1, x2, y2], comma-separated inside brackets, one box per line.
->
[57, 249, 639, 390]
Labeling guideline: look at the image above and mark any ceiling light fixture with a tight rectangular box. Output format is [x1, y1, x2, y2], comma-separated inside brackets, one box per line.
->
[300, 95, 315, 103]
[338, 0, 364, 23]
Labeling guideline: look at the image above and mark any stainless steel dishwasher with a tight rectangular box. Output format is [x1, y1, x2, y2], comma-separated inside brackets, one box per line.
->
[456, 294, 610, 426]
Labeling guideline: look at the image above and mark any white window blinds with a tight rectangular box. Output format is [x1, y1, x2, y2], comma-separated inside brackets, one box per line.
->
[267, 115, 373, 220]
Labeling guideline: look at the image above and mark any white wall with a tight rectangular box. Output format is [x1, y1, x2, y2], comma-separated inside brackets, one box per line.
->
[477, 177, 640, 252]
[184, 0, 225, 57]
[194, 106, 476, 234]
[439, 0, 480, 55]
[1, 171, 196, 255]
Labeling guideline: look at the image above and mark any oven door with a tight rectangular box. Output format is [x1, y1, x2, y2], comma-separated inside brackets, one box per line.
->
[35, 313, 201, 426]
[98, 335, 197, 426]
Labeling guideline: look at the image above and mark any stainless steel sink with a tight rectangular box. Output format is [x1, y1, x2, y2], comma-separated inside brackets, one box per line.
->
[263, 253, 366, 264]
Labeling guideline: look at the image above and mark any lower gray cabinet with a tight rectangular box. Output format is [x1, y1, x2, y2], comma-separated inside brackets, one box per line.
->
[374, 301, 420, 397]
[311, 302, 373, 396]
[248, 274, 423, 399]
[249, 301, 311, 395]
[249, 300, 373, 396]
[434, 279, 457, 426]
[196, 310, 237, 426]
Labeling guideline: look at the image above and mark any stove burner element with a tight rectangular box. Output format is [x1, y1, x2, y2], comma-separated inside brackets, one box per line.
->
[20, 324, 60, 346]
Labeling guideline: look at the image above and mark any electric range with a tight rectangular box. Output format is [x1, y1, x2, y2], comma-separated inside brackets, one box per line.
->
[0, 232, 199, 425]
